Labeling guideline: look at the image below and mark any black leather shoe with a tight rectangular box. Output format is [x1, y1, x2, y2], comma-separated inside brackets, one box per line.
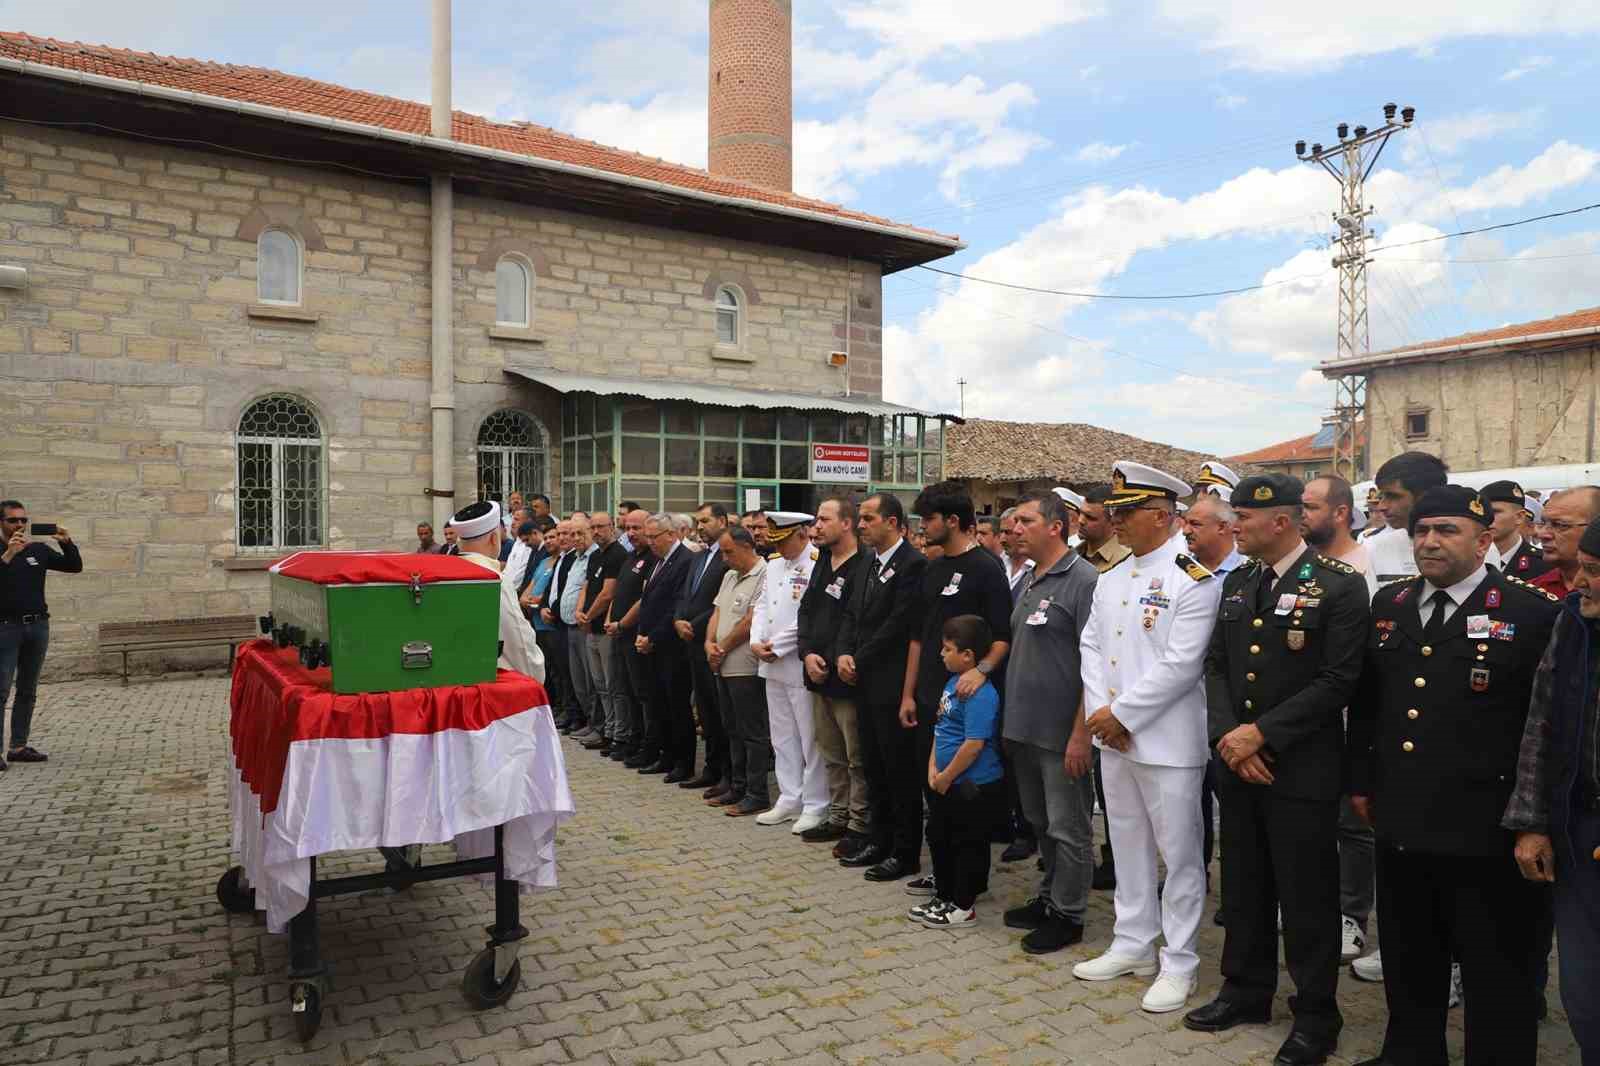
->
[637, 759, 669, 775]
[1003, 897, 1050, 930]
[608, 748, 628, 761]
[1000, 837, 1038, 863]
[833, 831, 868, 859]
[800, 821, 849, 843]
[682, 772, 720, 790]
[1182, 998, 1271, 1033]
[663, 767, 692, 784]
[623, 751, 652, 768]
[1273, 1031, 1335, 1066]
[839, 843, 887, 868]
[1021, 915, 1084, 954]
[864, 857, 918, 882]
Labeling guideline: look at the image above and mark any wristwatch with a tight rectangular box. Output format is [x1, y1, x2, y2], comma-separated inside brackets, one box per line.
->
[976, 661, 993, 676]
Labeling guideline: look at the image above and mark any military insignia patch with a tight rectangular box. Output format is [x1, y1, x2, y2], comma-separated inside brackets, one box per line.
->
[1297, 562, 1314, 580]
[1468, 497, 1485, 517]
[1112, 470, 1127, 492]
[1518, 555, 1530, 571]
[1253, 485, 1273, 501]
[1470, 666, 1490, 692]
[1486, 588, 1501, 608]
[1286, 629, 1306, 651]
[1176, 554, 1212, 581]
[1142, 614, 1155, 631]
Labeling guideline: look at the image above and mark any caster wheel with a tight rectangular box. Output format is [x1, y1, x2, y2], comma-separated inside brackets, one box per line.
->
[291, 981, 323, 1042]
[460, 946, 521, 1009]
[216, 867, 255, 915]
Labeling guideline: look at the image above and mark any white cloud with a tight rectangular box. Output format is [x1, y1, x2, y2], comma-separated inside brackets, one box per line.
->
[1215, 91, 1248, 111]
[563, 92, 707, 170]
[1401, 108, 1542, 164]
[1076, 141, 1130, 164]
[1500, 55, 1553, 81]
[1157, 2, 1600, 71]
[836, 0, 1104, 58]
[1079, 65, 1100, 80]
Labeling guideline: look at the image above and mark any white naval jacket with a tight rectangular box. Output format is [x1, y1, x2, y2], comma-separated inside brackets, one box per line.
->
[750, 546, 818, 686]
[1079, 533, 1221, 767]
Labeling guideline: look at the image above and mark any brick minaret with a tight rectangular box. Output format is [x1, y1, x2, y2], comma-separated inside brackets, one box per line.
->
[707, 0, 792, 192]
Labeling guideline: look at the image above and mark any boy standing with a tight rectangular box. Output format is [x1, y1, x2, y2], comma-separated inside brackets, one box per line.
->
[910, 615, 1005, 929]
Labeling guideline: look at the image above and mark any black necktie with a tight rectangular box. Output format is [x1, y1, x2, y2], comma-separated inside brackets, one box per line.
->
[1422, 590, 1448, 644]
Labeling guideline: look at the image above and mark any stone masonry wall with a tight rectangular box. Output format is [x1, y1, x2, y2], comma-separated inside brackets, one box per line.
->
[1364, 343, 1600, 472]
[0, 120, 876, 679]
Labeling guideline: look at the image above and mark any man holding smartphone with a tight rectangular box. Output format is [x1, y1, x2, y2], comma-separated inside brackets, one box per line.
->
[1, 500, 81, 769]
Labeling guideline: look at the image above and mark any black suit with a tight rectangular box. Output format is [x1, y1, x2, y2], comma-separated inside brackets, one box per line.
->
[676, 548, 730, 783]
[639, 543, 696, 773]
[1204, 548, 1369, 1040]
[837, 540, 928, 864]
[1348, 569, 1560, 1066]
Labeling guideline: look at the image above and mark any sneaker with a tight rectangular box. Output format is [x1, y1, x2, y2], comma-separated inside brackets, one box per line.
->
[6, 746, 45, 763]
[791, 812, 827, 835]
[904, 875, 937, 898]
[1073, 950, 1160, 982]
[1448, 963, 1462, 1009]
[1141, 971, 1197, 1014]
[920, 903, 976, 929]
[1340, 916, 1366, 961]
[755, 804, 800, 826]
[1021, 915, 1084, 954]
[1003, 897, 1050, 930]
[908, 898, 952, 923]
[1350, 949, 1383, 982]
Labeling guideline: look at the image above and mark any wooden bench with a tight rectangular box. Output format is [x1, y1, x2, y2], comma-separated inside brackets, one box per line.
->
[99, 615, 262, 685]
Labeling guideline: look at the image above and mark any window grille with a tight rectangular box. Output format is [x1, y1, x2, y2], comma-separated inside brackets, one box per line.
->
[237, 395, 323, 550]
[477, 409, 546, 504]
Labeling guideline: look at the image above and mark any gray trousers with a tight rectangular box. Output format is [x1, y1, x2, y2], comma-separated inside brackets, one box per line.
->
[1006, 738, 1095, 923]
[812, 693, 869, 833]
[1338, 794, 1375, 931]
[566, 627, 597, 726]
[585, 631, 620, 741]
[607, 631, 641, 746]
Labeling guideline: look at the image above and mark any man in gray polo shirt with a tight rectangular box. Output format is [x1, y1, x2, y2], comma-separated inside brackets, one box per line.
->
[1002, 490, 1101, 954]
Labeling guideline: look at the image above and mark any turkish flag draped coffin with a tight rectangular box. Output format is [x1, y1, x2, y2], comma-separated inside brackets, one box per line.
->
[228, 640, 575, 932]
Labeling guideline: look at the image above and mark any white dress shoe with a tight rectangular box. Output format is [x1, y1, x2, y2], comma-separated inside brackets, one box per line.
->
[1141, 971, 1196, 1013]
[1350, 949, 1383, 982]
[1072, 950, 1159, 982]
[791, 812, 827, 835]
[755, 804, 800, 826]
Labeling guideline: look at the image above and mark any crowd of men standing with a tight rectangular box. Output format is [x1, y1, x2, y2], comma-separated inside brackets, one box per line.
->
[435, 452, 1599, 1066]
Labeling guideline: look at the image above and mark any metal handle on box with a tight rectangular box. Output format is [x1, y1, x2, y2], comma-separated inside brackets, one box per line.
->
[401, 641, 433, 669]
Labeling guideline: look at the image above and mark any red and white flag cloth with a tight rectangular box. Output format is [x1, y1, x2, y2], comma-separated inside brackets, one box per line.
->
[229, 641, 574, 932]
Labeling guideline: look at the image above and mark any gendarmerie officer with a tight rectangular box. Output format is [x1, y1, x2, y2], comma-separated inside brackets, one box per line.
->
[1347, 485, 1561, 1066]
[1481, 479, 1552, 580]
[1184, 474, 1368, 1066]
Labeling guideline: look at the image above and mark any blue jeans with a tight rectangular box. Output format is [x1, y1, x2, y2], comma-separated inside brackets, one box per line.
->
[1, 619, 50, 750]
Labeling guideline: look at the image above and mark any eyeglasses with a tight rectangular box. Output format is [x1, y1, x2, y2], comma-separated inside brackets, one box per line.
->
[1545, 519, 1589, 534]
[1, 516, 25, 524]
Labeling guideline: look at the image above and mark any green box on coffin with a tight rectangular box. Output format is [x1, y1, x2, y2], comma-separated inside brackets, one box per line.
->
[264, 553, 501, 694]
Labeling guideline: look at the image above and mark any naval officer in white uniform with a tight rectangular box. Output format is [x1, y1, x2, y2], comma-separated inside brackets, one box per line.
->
[750, 512, 829, 832]
[449, 500, 546, 684]
[1075, 461, 1222, 1013]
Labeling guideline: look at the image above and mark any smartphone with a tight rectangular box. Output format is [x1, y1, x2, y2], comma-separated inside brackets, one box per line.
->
[30, 523, 57, 536]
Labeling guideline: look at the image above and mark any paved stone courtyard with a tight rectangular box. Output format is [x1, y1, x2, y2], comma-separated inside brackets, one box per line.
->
[1, 674, 1581, 1065]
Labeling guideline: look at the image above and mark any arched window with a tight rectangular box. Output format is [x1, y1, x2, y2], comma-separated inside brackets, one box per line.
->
[237, 394, 324, 550]
[257, 229, 302, 305]
[477, 409, 547, 505]
[495, 256, 531, 327]
[715, 285, 740, 345]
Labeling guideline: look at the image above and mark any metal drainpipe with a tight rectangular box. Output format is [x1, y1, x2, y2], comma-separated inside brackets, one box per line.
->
[429, 0, 455, 529]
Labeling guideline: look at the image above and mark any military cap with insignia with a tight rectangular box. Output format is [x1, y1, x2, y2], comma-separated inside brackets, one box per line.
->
[1229, 472, 1303, 509]
[1106, 460, 1191, 508]
[764, 510, 814, 545]
[1478, 480, 1526, 507]
[1193, 460, 1240, 496]
[1406, 484, 1491, 534]
[1522, 494, 1544, 523]
[1052, 486, 1085, 512]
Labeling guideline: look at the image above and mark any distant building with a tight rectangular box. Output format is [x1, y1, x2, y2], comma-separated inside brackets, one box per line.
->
[1319, 307, 1600, 475]
[1226, 422, 1365, 481]
[945, 418, 1240, 513]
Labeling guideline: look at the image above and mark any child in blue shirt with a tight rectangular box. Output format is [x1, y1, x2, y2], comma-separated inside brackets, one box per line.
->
[910, 614, 1005, 929]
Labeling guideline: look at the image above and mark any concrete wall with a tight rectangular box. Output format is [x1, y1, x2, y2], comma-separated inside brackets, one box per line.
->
[1364, 343, 1599, 472]
[0, 120, 878, 677]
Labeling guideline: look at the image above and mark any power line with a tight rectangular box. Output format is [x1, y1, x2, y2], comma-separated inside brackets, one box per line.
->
[1367, 201, 1600, 255]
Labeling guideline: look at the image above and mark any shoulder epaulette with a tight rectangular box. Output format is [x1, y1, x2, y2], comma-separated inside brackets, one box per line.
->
[1503, 574, 1561, 602]
[1317, 554, 1358, 575]
[767, 551, 781, 561]
[1379, 575, 1414, 589]
[1175, 553, 1213, 581]
[809, 547, 819, 560]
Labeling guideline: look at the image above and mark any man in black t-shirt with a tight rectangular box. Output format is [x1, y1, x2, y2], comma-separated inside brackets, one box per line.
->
[1, 500, 82, 767]
[904, 483, 1015, 845]
[608, 509, 658, 766]
[578, 512, 628, 753]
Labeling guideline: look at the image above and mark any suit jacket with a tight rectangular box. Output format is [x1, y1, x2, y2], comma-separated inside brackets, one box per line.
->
[1348, 568, 1560, 857]
[675, 548, 729, 651]
[798, 547, 869, 697]
[1204, 547, 1369, 801]
[638, 542, 695, 651]
[837, 540, 928, 707]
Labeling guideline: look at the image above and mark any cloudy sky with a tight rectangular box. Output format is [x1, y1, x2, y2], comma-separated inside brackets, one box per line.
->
[7, 1, 1600, 455]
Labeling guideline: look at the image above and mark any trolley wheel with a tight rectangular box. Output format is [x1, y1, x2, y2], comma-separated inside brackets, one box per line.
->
[291, 981, 323, 1042]
[215, 866, 255, 915]
[460, 947, 521, 1010]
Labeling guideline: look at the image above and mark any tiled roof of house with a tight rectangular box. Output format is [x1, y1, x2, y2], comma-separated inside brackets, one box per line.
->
[1352, 306, 1600, 362]
[946, 418, 1251, 486]
[0, 30, 958, 244]
[1225, 433, 1326, 465]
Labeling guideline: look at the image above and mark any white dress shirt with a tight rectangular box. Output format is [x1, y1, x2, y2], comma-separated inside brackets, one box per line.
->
[1418, 564, 1489, 627]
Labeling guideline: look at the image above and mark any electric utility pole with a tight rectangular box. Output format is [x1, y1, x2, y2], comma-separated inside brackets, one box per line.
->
[1296, 102, 1414, 479]
[957, 377, 968, 418]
